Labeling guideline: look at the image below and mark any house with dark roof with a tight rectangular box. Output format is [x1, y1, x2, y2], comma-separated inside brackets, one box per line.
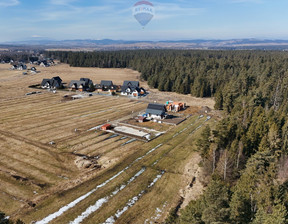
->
[145, 103, 167, 120]
[121, 85, 132, 95]
[134, 87, 146, 96]
[109, 84, 119, 92]
[68, 80, 86, 91]
[80, 78, 93, 86]
[100, 80, 113, 91]
[10, 64, 17, 70]
[121, 80, 145, 97]
[95, 83, 102, 91]
[68, 78, 93, 92]
[94, 80, 118, 92]
[41, 76, 63, 89]
[123, 81, 139, 88]
[15, 64, 27, 70]
[40, 61, 50, 67]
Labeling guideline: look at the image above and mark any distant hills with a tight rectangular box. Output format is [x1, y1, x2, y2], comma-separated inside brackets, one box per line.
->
[2, 38, 288, 50]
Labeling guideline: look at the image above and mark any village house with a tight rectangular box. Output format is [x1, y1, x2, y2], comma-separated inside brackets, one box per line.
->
[121, 80, 146, 97]
[17, 64, 27, 70]
[41, 76, 63, 89]
[40, 61, 50, 67]
[10, 63, 27, 70]
[123, 81, 139, 89]
[109, 84, 119, 92]
[10, 64, 17, 70]
[100, 80, 113, 91]
[95, 80, 118, 92]
[166, 101, 186, 112]
[47, 59, 55, 66]
[95, 83, 102, 91]
[68, 80, 86, 91]
[30, 67, 37, 74]
[68, 78, 93, 92]
[145, 103, 167, 120]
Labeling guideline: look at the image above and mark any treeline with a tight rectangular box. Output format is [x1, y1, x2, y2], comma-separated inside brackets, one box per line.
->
[0, 53, 39, 63]
[46, 50, 288, 100]
[46, 50, 288, 223]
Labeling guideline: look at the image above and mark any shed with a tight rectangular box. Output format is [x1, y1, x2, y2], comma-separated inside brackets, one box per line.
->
[101, 124, 112, 131]
[136, 116, 146, 123]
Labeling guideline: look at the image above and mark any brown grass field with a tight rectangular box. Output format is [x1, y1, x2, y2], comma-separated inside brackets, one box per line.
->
[0, 63, 216, 223]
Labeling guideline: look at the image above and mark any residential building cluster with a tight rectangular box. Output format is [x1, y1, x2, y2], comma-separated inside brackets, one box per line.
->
[40, 76, 147, 97]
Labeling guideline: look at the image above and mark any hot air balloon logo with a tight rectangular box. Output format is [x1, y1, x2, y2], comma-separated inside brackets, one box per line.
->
[133, 1, 155, 28]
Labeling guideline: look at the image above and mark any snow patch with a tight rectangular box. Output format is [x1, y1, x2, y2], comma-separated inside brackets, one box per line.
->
[88, 124, 104, 131]
[69, 198, 109, 224]
[103, 171, 165, 224]
[69, 168, 146, 224]
[36, 144, 162, 224]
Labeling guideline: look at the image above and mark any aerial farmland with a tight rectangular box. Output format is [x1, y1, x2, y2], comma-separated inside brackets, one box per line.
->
[0, 63, 215, 223]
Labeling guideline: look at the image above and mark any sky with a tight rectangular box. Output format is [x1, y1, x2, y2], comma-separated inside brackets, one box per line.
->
[0, 0, 287, 42]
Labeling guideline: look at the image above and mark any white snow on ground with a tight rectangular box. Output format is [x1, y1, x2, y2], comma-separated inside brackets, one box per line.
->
[134, 144, 163, 163]
[69, 168, 146, 224]
[145, 202, 168, 224]
[88, 124, 104, 131]
[103, 171, 165, 224]
[36, 144, 162, 224]
[36, 116, 209, 224]
[104, 217, 115, 224]
[152, 160, 159, 166]
[36, 168, 130, 224]
[70, 198, 109, 224]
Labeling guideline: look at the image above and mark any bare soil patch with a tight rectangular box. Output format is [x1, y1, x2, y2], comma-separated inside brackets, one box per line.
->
[179, 153, 204, 209]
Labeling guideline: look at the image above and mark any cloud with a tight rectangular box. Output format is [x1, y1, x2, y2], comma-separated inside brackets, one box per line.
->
[0, 0, 19, 7]
[31, 35, 43, 38]
[154, 2, 205, 19]
[36, 3, 126, 22]
[50, 0, 77, 6]
[228, 0, 263, 3]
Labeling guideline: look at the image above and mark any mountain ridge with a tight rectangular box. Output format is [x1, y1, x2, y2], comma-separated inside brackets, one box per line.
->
[2, 38, 288, 50]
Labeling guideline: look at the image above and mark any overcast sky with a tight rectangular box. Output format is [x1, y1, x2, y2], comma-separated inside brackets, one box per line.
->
[0, 0, 287, 42]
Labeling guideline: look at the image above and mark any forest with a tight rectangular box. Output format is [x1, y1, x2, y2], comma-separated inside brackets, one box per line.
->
[46, 50, 288, 223]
